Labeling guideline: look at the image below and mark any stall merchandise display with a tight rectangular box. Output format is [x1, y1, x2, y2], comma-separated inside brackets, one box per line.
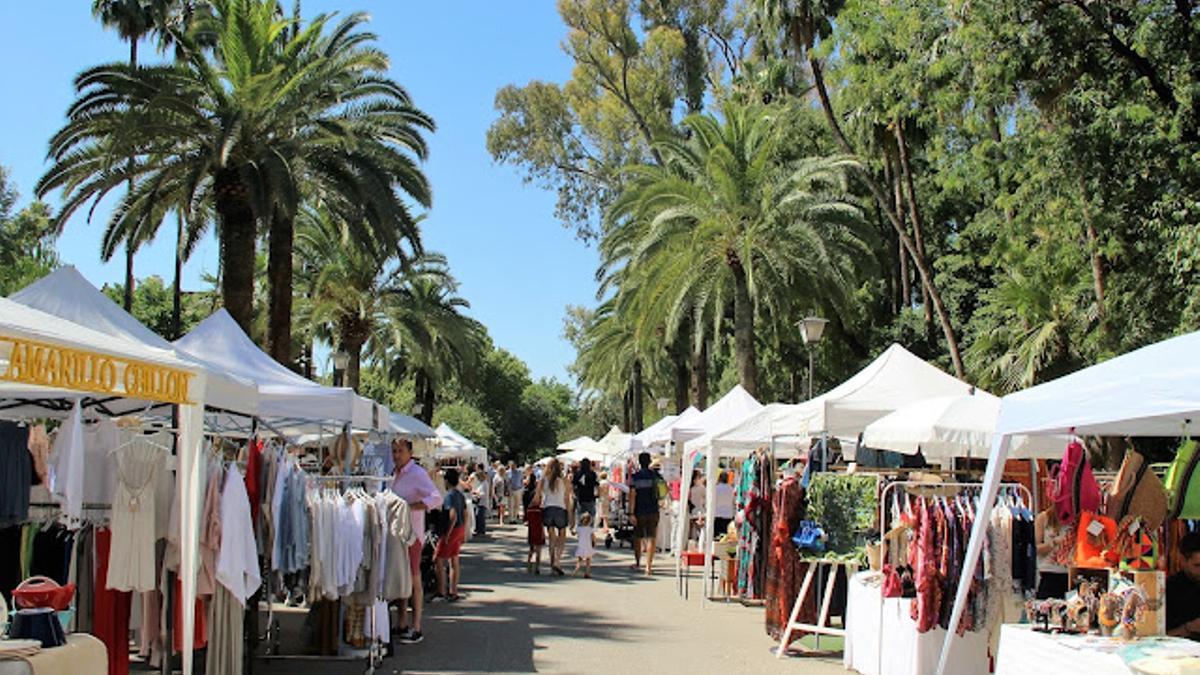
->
[765, 473, 808, 643]
[1165, 439, 1200, 519]
[735, 450, 775, 598]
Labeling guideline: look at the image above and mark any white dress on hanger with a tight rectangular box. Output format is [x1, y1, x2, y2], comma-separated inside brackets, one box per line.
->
[107, 435, 169, 592]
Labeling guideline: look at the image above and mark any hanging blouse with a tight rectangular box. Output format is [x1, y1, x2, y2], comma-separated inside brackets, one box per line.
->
[215, 464, 261, 605]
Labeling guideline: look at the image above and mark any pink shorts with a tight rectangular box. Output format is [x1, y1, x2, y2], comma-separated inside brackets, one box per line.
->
[408, 538, 423, 578]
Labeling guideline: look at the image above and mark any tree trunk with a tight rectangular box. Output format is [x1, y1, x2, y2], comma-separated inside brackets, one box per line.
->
[691, 331, 709, 410]
[622, 387, 632, 432]
[893, 120, 935, 336]
[267, 210, 294, 367]
[172, 211, 184, 340]
[1077, 175, 1106, 318]
[889, 152, 912, 310]
[414, 369, 427, 419]
[345, 337, 363, 393]
[631, 359, 644, 432]
[421, 377, 436, 425]
[673, 357, 689, 415]
[804, 50, 965, 377]
[303, 340, 314, 380]
[729, 256, 757, 397]
[123, 38, 138, 313]
[213, 168, 256, 335]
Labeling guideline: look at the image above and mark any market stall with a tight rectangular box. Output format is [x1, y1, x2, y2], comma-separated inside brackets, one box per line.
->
[432, 422, 488, 466]
[0, 297, 209, 675]
[940, 329, 1200, 674]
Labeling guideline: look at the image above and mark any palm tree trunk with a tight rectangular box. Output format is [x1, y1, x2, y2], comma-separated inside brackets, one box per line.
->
[414, 369, 428, 419]
[172, 211, 184, 340]
[346, 338, 363, 393]
[123, 38, 138, 313]
[267, 211, 294, 366]
[421, 377, 436, 425]
[691, 332, 709, 410]
[213, 168, 257, 334]
[888, 152, 912, 310]
[622, 387, 632, 432]
[804, 50, 965, 377]
[729, 258, 758, 397]
[631, 359, 645, 432]
[673, 358, 689, 415]
[303, 340, 314, 379]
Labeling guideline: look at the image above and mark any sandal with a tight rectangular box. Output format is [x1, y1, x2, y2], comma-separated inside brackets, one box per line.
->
[447, 593, 462, 602]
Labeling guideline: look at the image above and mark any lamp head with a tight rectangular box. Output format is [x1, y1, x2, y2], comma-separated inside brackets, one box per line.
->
[332, 350, 350, 370]
[798, 316, 829, 345]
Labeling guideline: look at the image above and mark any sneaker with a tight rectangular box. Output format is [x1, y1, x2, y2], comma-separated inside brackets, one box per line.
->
[428, 593, 446, 603]
[397, 629, 423, 644]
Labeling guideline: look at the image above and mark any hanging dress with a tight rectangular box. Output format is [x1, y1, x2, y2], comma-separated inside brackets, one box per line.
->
[107, 436, 167, 592]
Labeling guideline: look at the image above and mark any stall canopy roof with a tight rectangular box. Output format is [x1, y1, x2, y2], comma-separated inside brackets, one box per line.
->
[710, 402, 809, 456]
[390, 413, 436, 438]
[556, 435, 600, 452]
[433, 422, 488, 464]
[0, 297, 203, 417]
[633, 411, 683, 449]
[9, 267, 258, 416]
[175, 309, 381, 430]
[861, 391, 1064, 460]
[643, 406, 703, 446]
[797, 344, 972, 439]
[675, 385, 763, 450]
[995, 328, 1200, 437]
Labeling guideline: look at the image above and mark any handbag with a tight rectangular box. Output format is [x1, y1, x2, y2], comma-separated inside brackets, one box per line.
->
[1052, 440, 1100, 525]
[12, 576, 75, 611]
[1165, 439, 1200, 519]
[792, 520, 826, 553]
[1074, 511, 1120, 569]
[1105, 450, 1168, 531]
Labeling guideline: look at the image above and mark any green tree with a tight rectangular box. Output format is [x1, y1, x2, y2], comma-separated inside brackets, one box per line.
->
[0, 169, 58, 297]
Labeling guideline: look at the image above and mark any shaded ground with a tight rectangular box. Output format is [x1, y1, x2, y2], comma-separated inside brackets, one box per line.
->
[253, 523, 846, 674]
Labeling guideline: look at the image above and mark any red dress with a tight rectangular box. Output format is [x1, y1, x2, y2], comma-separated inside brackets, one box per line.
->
[526, 506, 545, 546]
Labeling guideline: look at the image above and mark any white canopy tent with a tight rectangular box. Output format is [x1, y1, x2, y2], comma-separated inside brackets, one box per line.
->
[390, 413, 437, 438]
[861, 390, 1065, 462]
[669, 386, 763, 570]
[641, 405, 702, 447]
[175, 309, 385, 433]
[0, 298, 209, 675]
[938, 329, 1200, 674]
[433, 422, 488, 466]
[9, 266, 259, 418]
[710, 402, 811, 456]
[632, 411, 685, 449]
[595, 425, 634, 457]
[556, 435, 600, 452]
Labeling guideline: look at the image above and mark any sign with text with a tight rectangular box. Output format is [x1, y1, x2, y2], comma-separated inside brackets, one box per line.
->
[0, 335, 192, 405]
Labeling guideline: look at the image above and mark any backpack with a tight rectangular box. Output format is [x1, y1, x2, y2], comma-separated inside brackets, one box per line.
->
[1052, 440, 1100, 525]
[1165, 439, 1200, 519]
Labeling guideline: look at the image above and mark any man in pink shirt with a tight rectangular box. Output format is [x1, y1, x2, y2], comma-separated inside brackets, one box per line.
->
[391, 437, 442, 644]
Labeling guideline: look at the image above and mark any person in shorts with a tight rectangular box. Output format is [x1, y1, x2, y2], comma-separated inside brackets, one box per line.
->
[534, 457, 572, 576]
[433, 468, 467, 602]
[629, 452, 664, 576]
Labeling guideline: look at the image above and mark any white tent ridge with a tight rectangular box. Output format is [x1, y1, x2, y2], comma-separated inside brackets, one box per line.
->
[434, 422, 488, 465]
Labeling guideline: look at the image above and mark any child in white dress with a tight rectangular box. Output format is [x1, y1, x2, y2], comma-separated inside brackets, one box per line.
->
[574, 512, 596, 578]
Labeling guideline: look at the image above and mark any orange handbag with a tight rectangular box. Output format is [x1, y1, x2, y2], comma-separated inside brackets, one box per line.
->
[1074, 512, 1120, 568]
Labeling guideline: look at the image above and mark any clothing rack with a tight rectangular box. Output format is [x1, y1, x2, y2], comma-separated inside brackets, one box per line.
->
[873, 479, 1033, 675]
[259, 472, 388, 675]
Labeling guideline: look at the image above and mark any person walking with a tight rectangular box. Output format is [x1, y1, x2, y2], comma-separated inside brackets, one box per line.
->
[713, 471, 736, 536]
[629, 452, 664, 576]
[574, 512, 596, 578]
[432, 468, 467, 603]
[508, 461, 524, 520]
[471, 464, 492, 537]
[572, 458, 599, 528]
[523, 469, 545, 574]
[534, 457, 572, 576]
[493, 467, 510, 525]
[390, 438, 441, 644]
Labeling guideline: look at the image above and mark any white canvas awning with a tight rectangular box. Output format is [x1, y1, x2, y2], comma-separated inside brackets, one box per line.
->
[9, 266, 258, 416]
[673, 385, 763, 448]
[390, 413, 436, 438]
[861, 391, 1064, 461]
[556, 435, 600, 452]
[434, 422, 488, 465]
[938, 329, 1200, 674]
[709, 402, 810, 457]
[641, 406, 701, 446]
[175, 309, 385, 431]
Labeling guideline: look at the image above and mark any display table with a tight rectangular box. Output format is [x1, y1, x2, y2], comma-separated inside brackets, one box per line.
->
[996, 624, 1200, 675]
[843, 571, 989, 675]
[0, 634, 107, 675]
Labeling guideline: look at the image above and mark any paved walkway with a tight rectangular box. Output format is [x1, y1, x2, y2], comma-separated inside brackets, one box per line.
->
[258, 522, 846, 674]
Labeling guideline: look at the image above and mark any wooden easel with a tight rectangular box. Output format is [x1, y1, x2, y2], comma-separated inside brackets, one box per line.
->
[774, 559, 859, 658]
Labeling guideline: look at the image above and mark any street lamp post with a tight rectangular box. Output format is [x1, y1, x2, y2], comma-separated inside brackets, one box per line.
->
[332, 350, 349, 387]
[798, 316, 828, 400]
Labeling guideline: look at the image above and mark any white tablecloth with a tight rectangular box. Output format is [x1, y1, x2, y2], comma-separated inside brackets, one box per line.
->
[844, 571, 990, 675]
[996, 624, 1200, 675]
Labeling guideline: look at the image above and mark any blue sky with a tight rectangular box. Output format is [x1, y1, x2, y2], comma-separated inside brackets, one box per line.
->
[0, 1, 597, 384]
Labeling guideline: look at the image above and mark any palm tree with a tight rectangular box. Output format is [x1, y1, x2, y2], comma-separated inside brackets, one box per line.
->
[603, 101, 870, 397]
[40, 0, 433, 347]
[91, 0, 161, 312]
